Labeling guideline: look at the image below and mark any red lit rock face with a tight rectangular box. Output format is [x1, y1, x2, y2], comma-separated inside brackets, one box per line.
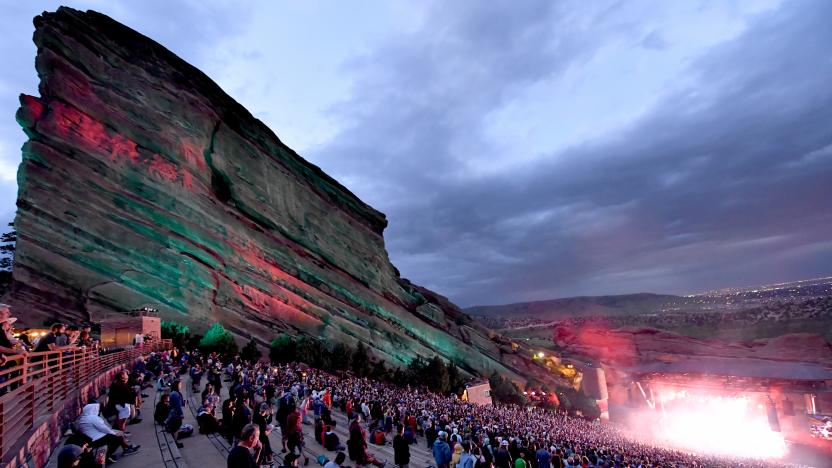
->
[8, 7, 556, 384]
[554, 323, 832, 376]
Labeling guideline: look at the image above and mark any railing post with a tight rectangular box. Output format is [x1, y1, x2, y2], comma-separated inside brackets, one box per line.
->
[21, 354, 28, 385]
[28, 382, 36, 430]
[0, 400, 5, 458]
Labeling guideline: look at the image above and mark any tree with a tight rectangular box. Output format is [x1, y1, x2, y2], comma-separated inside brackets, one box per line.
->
[406, 357, 428, 386]
[0, 223, 15, 296]
[199, 323, 238, 356]
[351, 342, 372, 377]
[425, 356, 450, 393]
[446, 361, 466, 395]
[240, 337, 262, 363]
[330, 342, 352, 371]
[488, 372, 526, 405]
[161, 321, 191, 349]
[269, 334, 297, 364]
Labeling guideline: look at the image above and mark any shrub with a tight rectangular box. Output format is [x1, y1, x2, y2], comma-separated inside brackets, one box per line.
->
[240, 337, 262, 363]
[199, 323, 238, 356]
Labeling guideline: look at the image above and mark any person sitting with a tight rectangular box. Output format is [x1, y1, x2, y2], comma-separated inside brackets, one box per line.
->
[166, 380, 185, 449]
[77, 403, 140, 462]
[202, 383, 221, 409]
[321, 405, 335, 427]
[57, 444, 106, 468]
[324, 425, 345, 451]
[155, 393, 171, 425]
[197, 401, 221, 434]
[372, 428, 386, 446]
[347, 417, 385, 468]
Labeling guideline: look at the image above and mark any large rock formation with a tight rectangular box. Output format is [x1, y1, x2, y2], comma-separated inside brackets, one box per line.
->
[9, 7, 550, 384]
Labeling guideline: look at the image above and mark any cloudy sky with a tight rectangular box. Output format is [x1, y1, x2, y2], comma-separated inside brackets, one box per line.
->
[1, 1, 830, 307]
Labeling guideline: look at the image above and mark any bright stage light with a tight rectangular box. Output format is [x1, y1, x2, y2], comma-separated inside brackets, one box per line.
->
[633, 389, 786, 459]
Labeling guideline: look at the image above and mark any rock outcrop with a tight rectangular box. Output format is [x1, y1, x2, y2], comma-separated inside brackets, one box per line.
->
[553, 324, 832, 370]
[9, 7, 550, 383]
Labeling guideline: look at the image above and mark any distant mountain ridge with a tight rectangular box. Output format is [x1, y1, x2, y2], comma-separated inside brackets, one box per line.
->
[466, 292, 678, 320]
[468, 277, 832, 342]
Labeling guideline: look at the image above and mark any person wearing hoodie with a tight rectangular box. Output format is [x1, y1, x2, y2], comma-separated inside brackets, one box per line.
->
[457, 442, 477, 468]
[77, 403, 139, 461]
[432, 432, 452, 468]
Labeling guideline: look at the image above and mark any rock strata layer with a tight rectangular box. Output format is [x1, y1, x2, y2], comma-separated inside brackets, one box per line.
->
[10, 7, 549, 383]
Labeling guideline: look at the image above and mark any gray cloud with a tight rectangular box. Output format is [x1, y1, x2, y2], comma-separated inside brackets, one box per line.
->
[310, 0, 832, 306]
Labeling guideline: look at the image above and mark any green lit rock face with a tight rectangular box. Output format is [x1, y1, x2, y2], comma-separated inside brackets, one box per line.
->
[9, 7, 559, 386]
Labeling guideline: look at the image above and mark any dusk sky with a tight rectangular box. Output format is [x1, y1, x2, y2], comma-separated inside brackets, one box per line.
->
[1, 1, 830, 307]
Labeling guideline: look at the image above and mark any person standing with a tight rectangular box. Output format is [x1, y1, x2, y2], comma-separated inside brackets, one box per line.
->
[0, 309, 26, 391]
[433, 432, 452, 468]
[34, 323, 76, 352]
[536, 445, 551, 468]
[227, 423, 261, 468]
[393, 424, 410, 468]
[494, 440, 511, 468]
[457, 442, 476, 468]
[514, 450, 527, 468]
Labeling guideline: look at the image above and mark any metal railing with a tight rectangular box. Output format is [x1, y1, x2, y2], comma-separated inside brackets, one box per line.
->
[0, 339, 171, 462]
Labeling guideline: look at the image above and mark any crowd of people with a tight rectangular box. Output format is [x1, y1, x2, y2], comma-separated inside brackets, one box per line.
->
[0, 304, 798, 468]
[140, 347, 793, 468]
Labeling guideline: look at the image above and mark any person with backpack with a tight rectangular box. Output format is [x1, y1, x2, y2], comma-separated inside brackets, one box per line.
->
[457, 442, 477, 468]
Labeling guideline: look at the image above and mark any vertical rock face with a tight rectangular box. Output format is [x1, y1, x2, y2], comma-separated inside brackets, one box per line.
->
[9, 7, 547, 383]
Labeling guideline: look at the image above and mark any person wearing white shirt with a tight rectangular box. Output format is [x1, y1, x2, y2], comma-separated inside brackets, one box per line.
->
[77, 403, 140, 460]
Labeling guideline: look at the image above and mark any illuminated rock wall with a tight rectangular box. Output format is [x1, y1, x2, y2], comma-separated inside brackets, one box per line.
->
[9, 7, 550, 383]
